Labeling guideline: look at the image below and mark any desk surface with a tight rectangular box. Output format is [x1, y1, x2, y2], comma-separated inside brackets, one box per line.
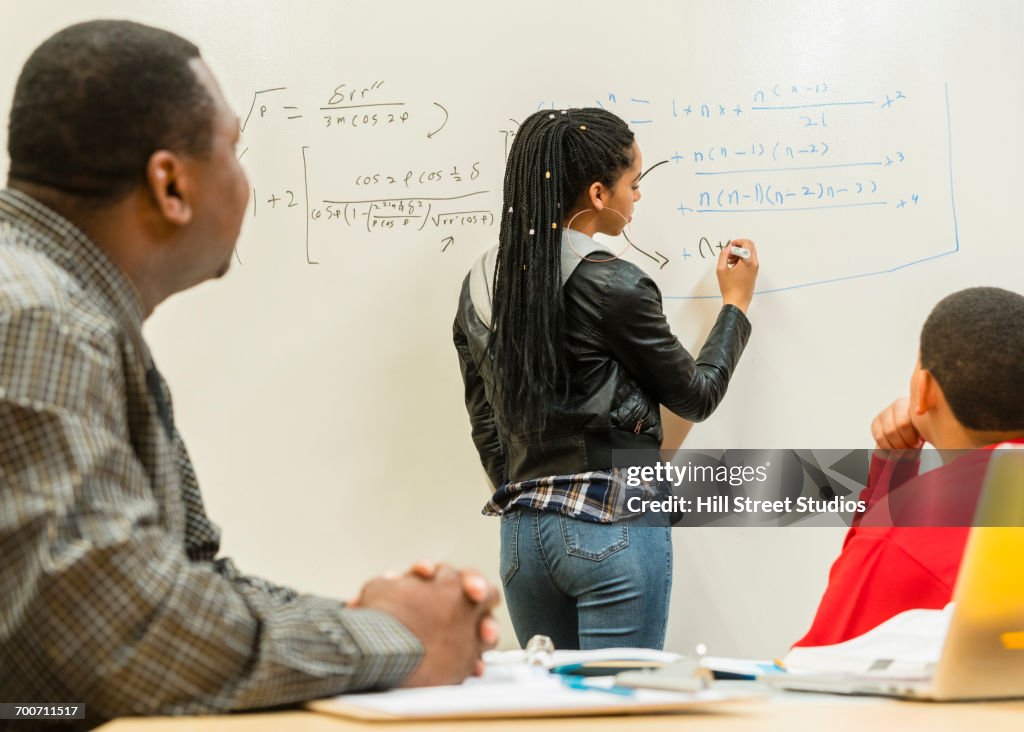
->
[98, 684, 1024, 732]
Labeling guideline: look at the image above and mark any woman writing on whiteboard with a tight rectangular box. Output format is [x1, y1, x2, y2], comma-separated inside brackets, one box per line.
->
[453, 108, 758, 649]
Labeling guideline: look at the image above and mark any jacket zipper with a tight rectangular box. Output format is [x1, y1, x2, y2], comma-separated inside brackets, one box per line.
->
[634, 417, 645, 434]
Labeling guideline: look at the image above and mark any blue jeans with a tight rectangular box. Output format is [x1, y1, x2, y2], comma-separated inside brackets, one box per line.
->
[499, 508, 673, 650]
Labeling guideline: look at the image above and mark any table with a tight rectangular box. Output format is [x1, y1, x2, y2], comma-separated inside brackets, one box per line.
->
[98, 683, 1024, 731]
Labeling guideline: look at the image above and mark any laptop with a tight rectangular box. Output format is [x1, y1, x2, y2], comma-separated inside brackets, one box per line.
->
[764, 446, 1024, 700]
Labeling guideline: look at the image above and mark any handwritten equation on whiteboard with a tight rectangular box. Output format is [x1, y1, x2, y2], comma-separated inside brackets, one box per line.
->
[538, 82, 959, 298]
[237, 77, 958, 297]
[236, 80, 496, 264]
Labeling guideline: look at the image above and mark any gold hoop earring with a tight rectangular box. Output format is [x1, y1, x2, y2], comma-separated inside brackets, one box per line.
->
[565, 207, 635, 263]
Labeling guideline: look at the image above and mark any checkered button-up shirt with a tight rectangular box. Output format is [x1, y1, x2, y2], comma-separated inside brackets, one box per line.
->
[0, 189, 422, 724]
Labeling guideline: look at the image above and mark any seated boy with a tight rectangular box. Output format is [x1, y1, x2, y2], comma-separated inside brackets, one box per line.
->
[796, 287, 1024, 647]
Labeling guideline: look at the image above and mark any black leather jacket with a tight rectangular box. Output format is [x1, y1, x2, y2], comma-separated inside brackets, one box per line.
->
[453, 257, 751, 487]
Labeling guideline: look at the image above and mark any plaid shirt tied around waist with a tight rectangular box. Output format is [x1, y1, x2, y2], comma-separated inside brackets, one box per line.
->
[484, 468, 663, 523]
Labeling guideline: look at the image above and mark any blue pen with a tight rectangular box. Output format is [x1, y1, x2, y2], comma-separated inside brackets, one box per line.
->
[560, 675, 636, 696]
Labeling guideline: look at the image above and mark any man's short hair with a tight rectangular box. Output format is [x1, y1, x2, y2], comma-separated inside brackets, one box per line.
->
[921, 286, 1024, 431]
[7, 20, 215, 201]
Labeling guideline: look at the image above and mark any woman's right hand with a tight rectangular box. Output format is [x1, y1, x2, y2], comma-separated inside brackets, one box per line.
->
[716, 238, 759, 314]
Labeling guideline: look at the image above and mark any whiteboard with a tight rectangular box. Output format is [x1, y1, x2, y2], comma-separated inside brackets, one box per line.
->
[2, 0, 1022, 658]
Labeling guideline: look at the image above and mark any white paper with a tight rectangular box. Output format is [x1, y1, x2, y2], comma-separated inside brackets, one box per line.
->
[325, 670, 744, 718]
[782, 605, 953, 676]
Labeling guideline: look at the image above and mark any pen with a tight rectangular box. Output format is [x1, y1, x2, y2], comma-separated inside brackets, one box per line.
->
[560, 675, 636, 696]
[730, 245, 751, 259]
[550, 661, 666, 677]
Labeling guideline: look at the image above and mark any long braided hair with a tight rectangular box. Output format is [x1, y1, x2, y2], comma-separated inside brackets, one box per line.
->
[490, 108, 635, 434]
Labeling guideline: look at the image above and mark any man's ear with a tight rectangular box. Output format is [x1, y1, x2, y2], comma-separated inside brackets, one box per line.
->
[145, 150, 192, 226]
[586, 181, 608, 212]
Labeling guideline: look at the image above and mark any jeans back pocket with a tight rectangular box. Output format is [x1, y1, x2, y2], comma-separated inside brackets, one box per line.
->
[558, 515, 629, 561]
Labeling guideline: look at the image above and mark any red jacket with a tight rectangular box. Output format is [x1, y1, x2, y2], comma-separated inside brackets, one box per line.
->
[794, 440, 1024, 648]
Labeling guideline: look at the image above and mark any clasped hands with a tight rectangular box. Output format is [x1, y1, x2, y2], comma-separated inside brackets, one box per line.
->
[350, 560, 501, 687]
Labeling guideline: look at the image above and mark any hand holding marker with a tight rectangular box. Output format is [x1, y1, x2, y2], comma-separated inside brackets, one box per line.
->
[635, 157, 758, 307]
[716, 238, 759, 314]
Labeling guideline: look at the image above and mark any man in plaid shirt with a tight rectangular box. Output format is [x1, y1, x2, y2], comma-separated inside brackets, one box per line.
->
[0, 20, 498, 727]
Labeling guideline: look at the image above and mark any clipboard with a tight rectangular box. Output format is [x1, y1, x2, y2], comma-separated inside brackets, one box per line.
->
[306, 672, 760, 722]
